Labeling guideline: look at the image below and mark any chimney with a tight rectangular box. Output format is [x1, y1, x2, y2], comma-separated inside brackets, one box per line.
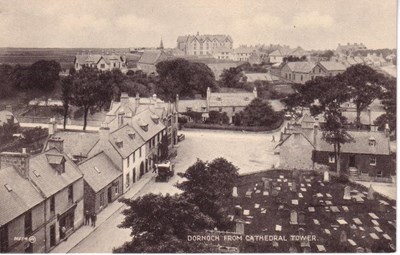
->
[0, 149, 30, 179]
[99, 123, 110, 141]
[152, 94, 157, 106]
[175, 94, 179, 112]
[48, 117, 57, 135]
[120, 92, 129, 105]
[367, 107, 371, 126]
[384, 123, 390, 137]
[206, 87, 211, 101]
[48, 136, 64, 153]
[253, 87, 258, 98]
[313, 123, 318, 146]
[135, 93, 140, 110]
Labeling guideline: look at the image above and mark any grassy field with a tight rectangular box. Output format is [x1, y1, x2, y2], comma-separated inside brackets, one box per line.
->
[224, 170, 396, 252]
[0, 47, 130, 69]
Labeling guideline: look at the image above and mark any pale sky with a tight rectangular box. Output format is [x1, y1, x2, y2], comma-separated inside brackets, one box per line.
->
[0, 0, 397, 50]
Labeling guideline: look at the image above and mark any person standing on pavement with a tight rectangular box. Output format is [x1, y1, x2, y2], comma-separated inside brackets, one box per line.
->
[84, 210, 90, 225]
[91, 212, 97, 227]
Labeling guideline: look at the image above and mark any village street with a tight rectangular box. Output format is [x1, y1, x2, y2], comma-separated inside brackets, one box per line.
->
[68, 128, 282, 252]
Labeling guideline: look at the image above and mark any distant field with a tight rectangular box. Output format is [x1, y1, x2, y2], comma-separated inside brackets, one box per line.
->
[0, 48, 130, 69]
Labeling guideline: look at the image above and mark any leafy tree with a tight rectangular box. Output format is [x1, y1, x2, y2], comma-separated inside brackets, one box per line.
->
[71, 67, 109, 130]
[0, 118, 19, 144]
[61, 76, 73, 129]
[220, 66, 244, 88]
[236, 98, 281, 127]
[114, 194, 214, 253]
[205, 111, 229, 125]
[159, 134, 169, 161]
[0, 64, 15, 98]
[340, 64, 384, 128]
[176, 158, 239, 230]
[28, 60, 61, 91]
[375, 77, 396, 133]
[156, 58, 217, 101]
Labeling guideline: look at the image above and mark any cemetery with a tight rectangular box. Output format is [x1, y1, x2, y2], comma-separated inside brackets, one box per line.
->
[226, 169, 396, 252]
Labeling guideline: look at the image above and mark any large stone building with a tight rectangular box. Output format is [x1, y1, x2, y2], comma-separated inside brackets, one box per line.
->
[269, 46, 308, 64]
[335, 43, 367, 56]
[177, 33, 233, 56]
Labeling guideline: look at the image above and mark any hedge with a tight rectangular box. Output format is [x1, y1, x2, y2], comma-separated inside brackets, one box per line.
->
[182, 118, 284, 133]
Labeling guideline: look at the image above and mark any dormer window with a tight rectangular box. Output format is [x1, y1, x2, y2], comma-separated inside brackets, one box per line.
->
[4, 184, 12, 192]
[216, 96, 221, 101]
[33, 170, 40, 177]
[46, 154, 66, 174]
[186, 107, 193, 112]
[151, 114, 160, 124]
[115, 138, 123, 148]
[128, 133, 135, 139]
[138, 119, 149, 131]
[244, 97, 249, 101]
[368, 137, 376, 147]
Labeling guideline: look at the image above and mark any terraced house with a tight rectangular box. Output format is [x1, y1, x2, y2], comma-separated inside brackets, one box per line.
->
[0, 141, 84, 253]
[177, 32, 233, 56]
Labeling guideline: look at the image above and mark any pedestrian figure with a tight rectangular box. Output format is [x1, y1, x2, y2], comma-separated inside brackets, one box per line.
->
[272, 135, 275, 142]
[91, 212, 97, 227]
[84, 210, 90, 225]
[153, 165, 157, 173]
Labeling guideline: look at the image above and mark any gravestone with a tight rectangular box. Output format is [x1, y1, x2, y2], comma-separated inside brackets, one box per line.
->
[340, 230, 347, 244]
[298, 211, 306, 225]
[323, 170, 330, 182]
[289, 245, 298, 253]
[290, 210, 298, 225]
[232, 187, 238, 197]
[367, 185, 375, 200]
[343, 186, 351, 200]
[245, 189, 253, 198]
[235, 219, 245, 235]
[291, 182, 297, 192]
[298, 228, 310, 247]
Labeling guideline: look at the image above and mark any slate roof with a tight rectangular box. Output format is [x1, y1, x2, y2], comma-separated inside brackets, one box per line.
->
[178, 99, 207, 112]
[234, 46, 258, 54]
[109, 124, 146, 158]
[285, 62, 316, 73]
[138, 50, 166, 64]
[78, 152, 122, 193]
[244, 72, 281, 82]
[45, 131, 100, 158]
[129, 109, 166, 141]
[318, 61, 347, 71]
[0, 166, 44, 226]
[184, 34, 233, 44]
[29, 148, 83, 197]
[315, 131, 390, 155]
[209, 92, 256, 107]
[75, 54, 124, 65]
[0, 110, 18, 126]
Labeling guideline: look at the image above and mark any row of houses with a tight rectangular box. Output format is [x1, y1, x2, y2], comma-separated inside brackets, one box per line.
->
[275, 114, 394, 182]
[177, 87, 258, 124]
[0, 94, 179, 253]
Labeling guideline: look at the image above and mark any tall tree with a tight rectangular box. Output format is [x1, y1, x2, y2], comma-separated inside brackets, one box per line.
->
[156, 58, 217, 101]
[71, 67, 108, 130]
[220, 66, 244, 88]
[61, 76, 73, 129]
[340, 64, 384, 128]
[114, 194, 214, 253]
[375, 77, 396, 134]
[28, 60, 61, 91]
[236, 98, 281, 127]
[176, 158, 239, 230]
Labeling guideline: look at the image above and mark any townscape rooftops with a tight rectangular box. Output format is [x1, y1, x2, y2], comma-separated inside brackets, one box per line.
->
[286, 62, 316, 73]
[0, 166, 44, 226]
[109, 124, 146, 158]
[209, 92, 256, 107]
[244, 72, 280, 82]
[318, 61, 347, 71]
[178, 99, 208, 112]
[138, 50, 169, 65]
[46, 131, 100, 158]
[75, 54, 124, 65]
[78, 152, 122, 193]
[29, 148, 83, 197]
[182, 34, 233, 44]
[129, 108, 166, 141]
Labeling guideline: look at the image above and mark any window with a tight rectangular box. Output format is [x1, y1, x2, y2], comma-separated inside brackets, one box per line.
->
[132, 152, 135, 163]
[376, 171, 383, 177]
[24, 211, 32, 235]
[328, 154, 335, 163]
[100, 64, 105, 68]
[126, 173, 130, 188]
[369, 156, 377, 166]
[232, 107, 236, 112]
[0, 225, 8, 253]
[50, 196, 55, 214]
[68, 185, 73, 203]
[219, 108, 222, 112]
[115, 182, 120, 194]
[139, 147, 142, 157]
[127, 156, 130, 167]
[369, 138, 376, 147]
[100, 192, 105, 207]
[300, 75, 303, 81]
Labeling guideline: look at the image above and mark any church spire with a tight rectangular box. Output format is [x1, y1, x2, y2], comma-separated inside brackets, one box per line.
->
[159, 37, 164, 50]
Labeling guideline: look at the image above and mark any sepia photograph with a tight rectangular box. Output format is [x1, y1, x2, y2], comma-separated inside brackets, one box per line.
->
[0, 0, 397, 253]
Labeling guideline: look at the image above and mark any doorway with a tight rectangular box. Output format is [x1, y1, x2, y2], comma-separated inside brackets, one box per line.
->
[107, 186, 112, 203]
[50, 224, 56, 247]
[349, 155, 356, 168]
